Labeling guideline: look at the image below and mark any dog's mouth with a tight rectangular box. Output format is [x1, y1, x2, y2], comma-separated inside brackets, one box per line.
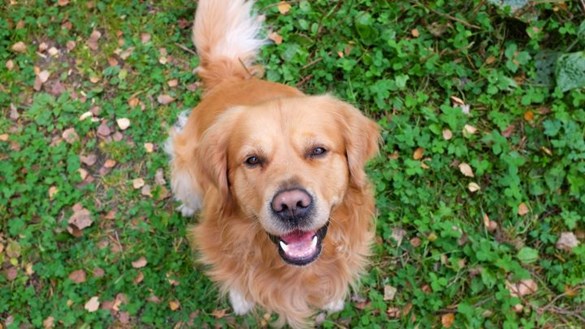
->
[269, 223, 329, 266]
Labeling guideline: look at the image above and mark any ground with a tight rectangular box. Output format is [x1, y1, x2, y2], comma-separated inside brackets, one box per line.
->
[1, 0, 585, 328]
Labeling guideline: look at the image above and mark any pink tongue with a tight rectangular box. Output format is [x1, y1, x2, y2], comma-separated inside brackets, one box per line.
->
[280, 230, 315, 244]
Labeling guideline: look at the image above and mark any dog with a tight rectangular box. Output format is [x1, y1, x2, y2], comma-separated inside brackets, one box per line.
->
[166, 0, 380, 327]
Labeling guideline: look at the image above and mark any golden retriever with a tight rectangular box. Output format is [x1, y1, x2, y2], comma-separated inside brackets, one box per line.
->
[166, 0, 380, 327]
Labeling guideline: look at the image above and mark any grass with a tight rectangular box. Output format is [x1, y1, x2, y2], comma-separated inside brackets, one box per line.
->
[1, 0, 585, 328]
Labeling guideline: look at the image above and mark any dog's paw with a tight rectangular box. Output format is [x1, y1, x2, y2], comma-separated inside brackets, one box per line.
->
[177, 204, 197, 217]
[323, 299, 345, 313]
[229, 289, 255, 315]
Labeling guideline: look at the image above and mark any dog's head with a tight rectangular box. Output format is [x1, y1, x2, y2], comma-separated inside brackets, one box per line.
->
[194, 95, 379, 266]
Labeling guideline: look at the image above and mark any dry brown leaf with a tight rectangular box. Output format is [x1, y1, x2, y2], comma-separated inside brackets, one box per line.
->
[155, 169, 166, 185]
[387, 307, 401, 318]
[450, 96, 465, 105]
[411, 28, 420, 37]
[506, 279, 537, 297]
[383, 285, 397, 301]
[413, 147, 424, 160]
[144, 143, 154, 153]
[157, 94, 175, 105]
[134, 271, 144, 284]
[167, 79, 178, 87]
[556, 232, 580, 252]
[80, 154, 97, 166]
[141, 185, 152, 197]
[84, 296, 100, 312]
[442, 129, 453, 140]
[410, 237, 421, 247]
[87, 30, 102, 50]
[61, 128, 79, 144]
[104, 159, 117, 168]
[140, 33, 151, 43]
[524, 111, 534, 122]
[116, 118, 131, 130]
[517, 202, 529, 216]
[79, 111, 94, 121]
[277, 2, 291, 14]
[132, 178, 145, 189]
[48, 186, 58, 200]
[0, 134, 9, 142]
[97, 121, 111, 137]
[485, 56, 496, 65]
[42, 316, 55, 329]
[69, 269, 87, 283]
[463, 124, 477, 136]
[468, 182, 480, 192]
[38, 70, 50, 83]
[68, 204, 93, 232]
[57, 0, 70, 6]
[458, 163, 474, 177]
[268, 31, 283, 45]
[169, 300, 181, 311]
[11, 41, 27, 53]
[211, 308, 226, 318]
[131, 256, 147, 268]
[441, 313, 455, 328]
[128, 97, 140, 108]
[66, 40, 76, 51]
[6, 60, 15, 70]
[78, 168, 89, 180]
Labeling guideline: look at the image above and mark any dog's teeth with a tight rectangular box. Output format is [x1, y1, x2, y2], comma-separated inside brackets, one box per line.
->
[279, 241, 289, 253]
[311, 236, 318, 249]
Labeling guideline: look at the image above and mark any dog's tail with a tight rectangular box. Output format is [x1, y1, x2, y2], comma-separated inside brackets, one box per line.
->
[193, 0, 264, 91]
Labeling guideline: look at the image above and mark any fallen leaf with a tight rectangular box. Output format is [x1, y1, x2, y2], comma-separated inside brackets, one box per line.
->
[87, 30, 102, 50]
[97, 121, 111, 137]
[11, 41, 27, 53]
[524, 110, 534, 122]
[211, 308, 226, 318]
[61, 128, 79, 144]
[78, 168, 89, 180]
[468, 182, 481, 192]
[38, 70, 50, 83]
[134, 271, 144, 284]
[128, 97, 140, 108]
[84, 296, 100, 312]
[411, 28, 420, 37]
[410, 237, 421, 247]
[0, 134, 9, 142]
[68, 204, 93, 233]
[442, 129, 453, 140]
[4, 267, 18, 281]
[450, 96, 465, 105]
[387, 307, 401, 318]
[268, 31, 283, 45]
[132, 178, 145, 189]
[80, 154, 97, 166]
[116, 118, 131, 130]
[517, 202, 529, 216]
[167, 79, 178, 87]
[277, 2, 291, 14]
[141, 185, 152, 197]
[79, 111, 93, 121]
[441, 313, 455, 328]
[458, 163, 474, 177]
[131, 256, 147, 268]
[157, 94, 175, 105]
[48, 186, 58, 200]
[413, 147, 424, 160]
[57, 0, 70, 6]
[463, 124, 477, 136]
[93, 268, 105, 278]
[6, 59, 15, 70]
[169, 300, 181, 311]
[69, 269, 87, 283]
[140, 33, 151, 43]
[144, 143, 154, 153]
[485, 56, 496, 65]
[506, 279, 537, 297]
[383, 285, 397, 301]
[66, 40, 76, 51]
[42, 316, 55, 329]
[556, 232, 580, 252]
[104, 159, 117, 168]
[155, 169, 166, 185]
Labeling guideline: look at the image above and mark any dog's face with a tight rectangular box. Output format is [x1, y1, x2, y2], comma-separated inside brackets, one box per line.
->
[195, 96, 379, 266]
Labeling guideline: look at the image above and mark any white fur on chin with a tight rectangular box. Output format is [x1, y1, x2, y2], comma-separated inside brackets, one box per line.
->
[229, 289, 255, 315]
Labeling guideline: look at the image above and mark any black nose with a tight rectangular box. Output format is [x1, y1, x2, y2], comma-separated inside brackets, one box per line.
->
[271, 188, 313, 222]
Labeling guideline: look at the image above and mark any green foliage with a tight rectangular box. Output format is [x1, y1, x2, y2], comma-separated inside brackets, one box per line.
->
[1, 0, 584, 328]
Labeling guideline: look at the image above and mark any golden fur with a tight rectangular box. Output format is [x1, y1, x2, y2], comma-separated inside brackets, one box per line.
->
[167, 1, 380, 327]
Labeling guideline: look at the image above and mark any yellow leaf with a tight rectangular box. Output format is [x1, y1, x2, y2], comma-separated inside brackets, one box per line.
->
[518, 202, 529, 216]
[441, 313, 455, 328]
[413, 147, 424, 160]
[277, 2, 291, 14]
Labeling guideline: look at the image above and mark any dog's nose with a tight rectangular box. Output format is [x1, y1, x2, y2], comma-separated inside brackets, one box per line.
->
[271, 189, 313, 222]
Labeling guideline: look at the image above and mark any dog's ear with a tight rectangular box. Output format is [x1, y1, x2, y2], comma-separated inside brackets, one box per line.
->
[193, 107, 243, 202]
[325, 96, 380, 189]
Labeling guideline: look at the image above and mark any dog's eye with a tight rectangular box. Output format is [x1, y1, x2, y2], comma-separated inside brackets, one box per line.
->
[245, 155, 262, 167]
[309, 147, 327, 158]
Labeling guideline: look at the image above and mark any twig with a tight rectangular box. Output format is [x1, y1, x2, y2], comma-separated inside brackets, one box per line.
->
[175, 42, 198, 57]
[415, 1, 481, 30]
